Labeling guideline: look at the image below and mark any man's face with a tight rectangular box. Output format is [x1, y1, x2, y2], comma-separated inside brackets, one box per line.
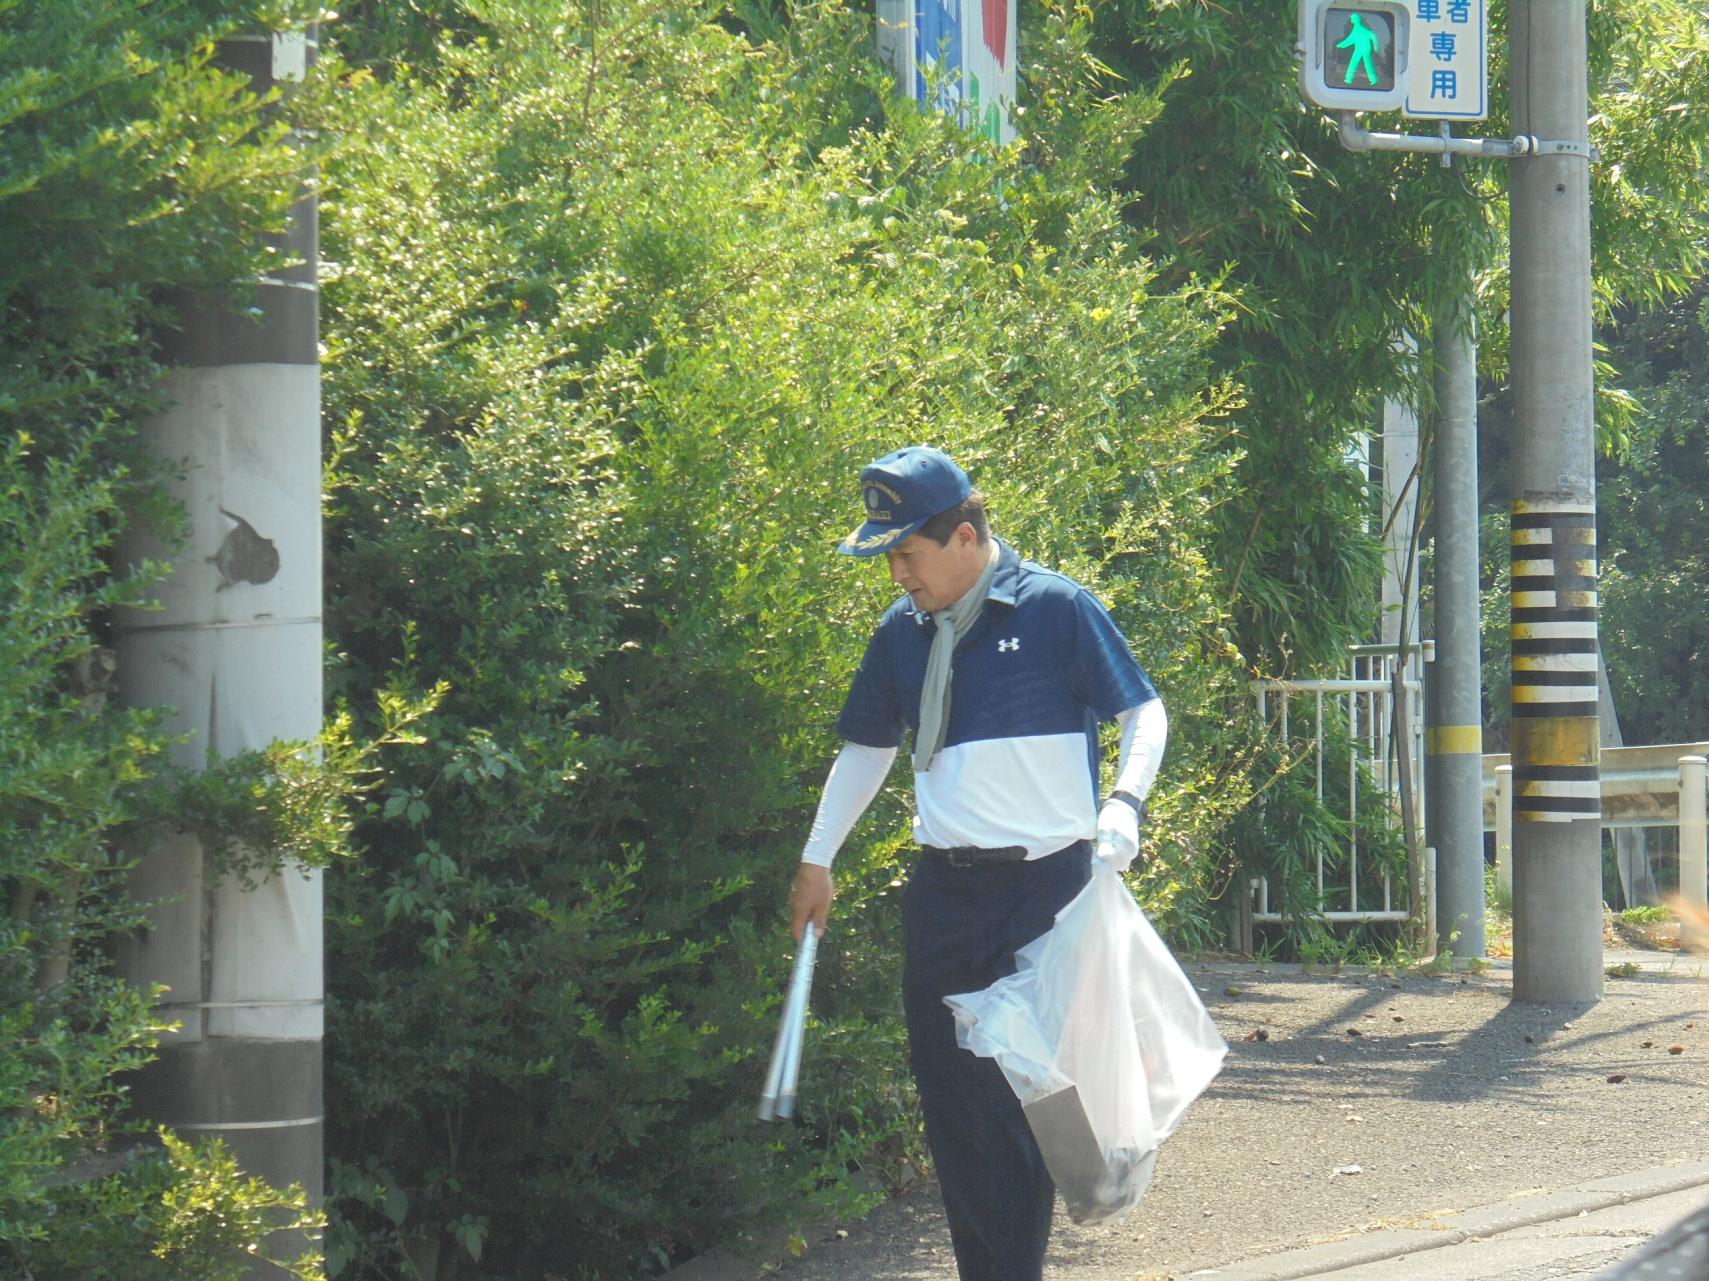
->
[886, 525, 984, 613]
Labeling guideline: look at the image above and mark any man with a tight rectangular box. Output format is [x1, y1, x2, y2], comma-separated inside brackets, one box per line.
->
[788, 445, 1168, 1281]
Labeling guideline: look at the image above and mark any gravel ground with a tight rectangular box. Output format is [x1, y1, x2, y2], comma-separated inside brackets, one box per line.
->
[738, 952, 1709, 1281]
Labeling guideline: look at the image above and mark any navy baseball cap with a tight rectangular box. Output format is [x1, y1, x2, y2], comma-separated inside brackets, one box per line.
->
[838, 446, 972, 556]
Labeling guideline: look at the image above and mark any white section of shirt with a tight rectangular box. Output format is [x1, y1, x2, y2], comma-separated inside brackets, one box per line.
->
[800, 697, 1164, 869]
[912, 732, 1097, 858]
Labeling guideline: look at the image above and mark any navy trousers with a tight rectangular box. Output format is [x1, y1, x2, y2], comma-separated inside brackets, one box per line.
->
[901, 842, 1092, 1281]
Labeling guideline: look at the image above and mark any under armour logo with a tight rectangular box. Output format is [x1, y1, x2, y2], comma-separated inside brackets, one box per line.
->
[998, 638, 1020, 653]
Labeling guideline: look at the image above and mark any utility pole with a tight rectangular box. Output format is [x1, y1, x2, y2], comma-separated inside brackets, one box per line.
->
[1379, 341, 1420, 655]
[1506, 2, 1603, 1004]
[112, 23, 324, 1246]
[1426, 277, 1486, 963]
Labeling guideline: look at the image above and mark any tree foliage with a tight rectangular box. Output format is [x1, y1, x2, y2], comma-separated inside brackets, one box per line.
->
[1590, 286, 1709, 745]
[1086, 0, 1709, 667]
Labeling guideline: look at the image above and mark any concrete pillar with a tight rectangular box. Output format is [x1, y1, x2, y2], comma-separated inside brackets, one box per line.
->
[112, 26, 322, 1239]
[1681, 757, 1707, 911]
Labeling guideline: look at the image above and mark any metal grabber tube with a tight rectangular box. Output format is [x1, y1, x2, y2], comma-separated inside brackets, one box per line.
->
[758, 926, 820, 1121]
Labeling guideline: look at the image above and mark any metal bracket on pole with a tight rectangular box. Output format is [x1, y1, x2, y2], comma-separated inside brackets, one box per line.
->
[1335, 113, 1600, 163]
[1521, 137, 1599, 161]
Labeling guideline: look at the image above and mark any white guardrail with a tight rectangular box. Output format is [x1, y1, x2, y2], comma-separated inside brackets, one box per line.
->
[1485, 744, 1709, 909]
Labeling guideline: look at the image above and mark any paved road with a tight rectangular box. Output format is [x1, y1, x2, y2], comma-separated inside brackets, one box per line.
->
[679, 949, 1709, 1281]
[1190, 1167, 1709, 1280]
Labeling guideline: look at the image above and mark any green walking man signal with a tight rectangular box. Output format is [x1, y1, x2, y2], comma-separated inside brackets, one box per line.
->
[1337, 13, 1384, 86]
[1298, 0, 1408, 112]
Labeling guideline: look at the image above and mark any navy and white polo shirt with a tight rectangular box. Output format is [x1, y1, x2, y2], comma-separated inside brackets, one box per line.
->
[835, 540, 1158, 858]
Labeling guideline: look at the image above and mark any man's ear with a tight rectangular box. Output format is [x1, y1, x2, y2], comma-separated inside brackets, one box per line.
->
[955, 522, 979, 553]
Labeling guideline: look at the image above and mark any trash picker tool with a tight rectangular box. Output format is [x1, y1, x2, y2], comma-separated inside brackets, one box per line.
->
[758, 926, 820, 1121]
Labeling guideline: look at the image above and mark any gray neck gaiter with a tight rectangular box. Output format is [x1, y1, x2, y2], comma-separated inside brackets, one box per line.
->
[914, 543, 1001, 774]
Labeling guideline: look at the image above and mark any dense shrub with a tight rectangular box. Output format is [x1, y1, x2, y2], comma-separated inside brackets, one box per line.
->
[317, 1, 1243, 1274]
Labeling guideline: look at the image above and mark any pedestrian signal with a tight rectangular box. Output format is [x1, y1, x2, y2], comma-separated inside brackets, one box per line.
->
[1297, 0, 1409, 112]
[1329, 11, 1394, 89]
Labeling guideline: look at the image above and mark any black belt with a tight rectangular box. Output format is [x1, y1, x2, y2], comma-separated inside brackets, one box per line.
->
[922, 844, 1029, 868]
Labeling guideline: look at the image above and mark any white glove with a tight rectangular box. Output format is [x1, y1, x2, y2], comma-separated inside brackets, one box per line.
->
[1095, 798, 1142, 872]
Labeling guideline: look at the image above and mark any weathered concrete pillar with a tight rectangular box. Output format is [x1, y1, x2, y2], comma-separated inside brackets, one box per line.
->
[112, 25, 323, 1245]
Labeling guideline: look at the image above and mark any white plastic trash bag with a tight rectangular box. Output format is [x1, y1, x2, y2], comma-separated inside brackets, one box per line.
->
[944, 860, 1227, 1224]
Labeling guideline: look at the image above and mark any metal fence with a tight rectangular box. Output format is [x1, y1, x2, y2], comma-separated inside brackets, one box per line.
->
[1249, 642, 1430, 924]
[1252, 650, 1709, 929]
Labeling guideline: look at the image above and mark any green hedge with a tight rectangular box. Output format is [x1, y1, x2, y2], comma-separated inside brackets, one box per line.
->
[317, 2, 1246, 1275]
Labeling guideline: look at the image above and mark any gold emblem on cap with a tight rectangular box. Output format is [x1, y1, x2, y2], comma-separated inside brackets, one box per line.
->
[844, 526, 908, 552]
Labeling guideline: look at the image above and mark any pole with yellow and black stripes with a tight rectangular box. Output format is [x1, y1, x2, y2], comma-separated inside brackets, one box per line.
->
[1507, 0, 1604, 1004]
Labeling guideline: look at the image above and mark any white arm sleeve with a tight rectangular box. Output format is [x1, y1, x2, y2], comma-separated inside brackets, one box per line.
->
[800, 741, 898, 869]
[1112, 697, 1168, 803]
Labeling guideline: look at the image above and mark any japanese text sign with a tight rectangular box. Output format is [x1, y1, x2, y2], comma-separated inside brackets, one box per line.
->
[1402, 0, 1487, 119]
